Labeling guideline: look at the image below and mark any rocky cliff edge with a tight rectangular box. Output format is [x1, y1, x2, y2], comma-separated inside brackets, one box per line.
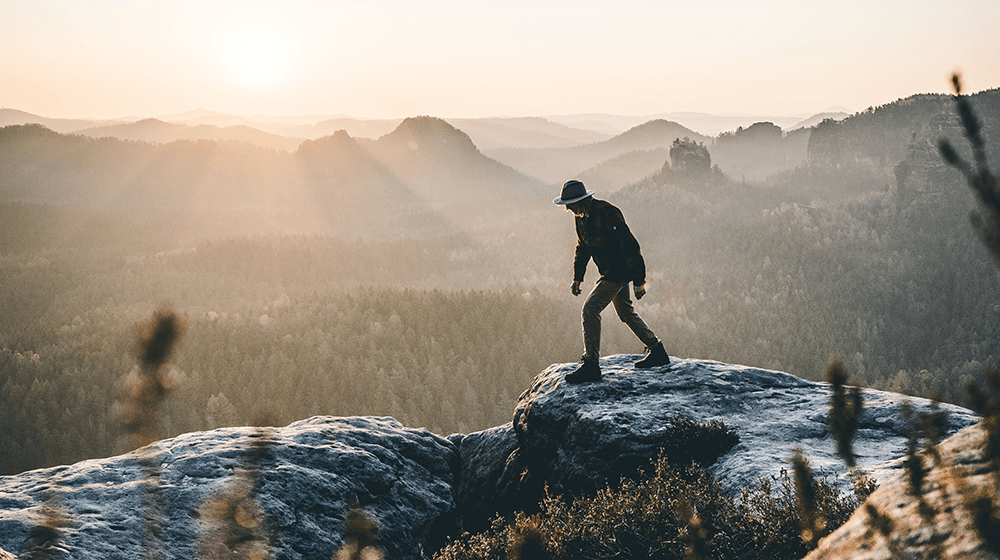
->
[0, 356, 980, 559]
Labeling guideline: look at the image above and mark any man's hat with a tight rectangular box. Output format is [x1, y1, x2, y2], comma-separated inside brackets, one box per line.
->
[553, 180, 595, 205]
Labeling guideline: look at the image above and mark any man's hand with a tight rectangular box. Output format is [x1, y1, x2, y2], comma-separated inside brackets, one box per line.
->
[634, 282, 646, 300]
[571, 281, 582, 296]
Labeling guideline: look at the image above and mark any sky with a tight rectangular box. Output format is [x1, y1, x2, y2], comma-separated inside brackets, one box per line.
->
[2, 0, 998, 120]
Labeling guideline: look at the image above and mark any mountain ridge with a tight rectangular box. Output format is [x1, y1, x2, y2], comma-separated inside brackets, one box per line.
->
[0, 119, 546, 239]
[74, 118, 305, 151]
[362, 116, 546, 204]
[483, 118, 711, 184]
[0, 108, 122, 134]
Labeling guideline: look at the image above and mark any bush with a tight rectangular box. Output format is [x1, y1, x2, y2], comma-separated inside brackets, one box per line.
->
[433, 454, 869, 560]
[660, 414, 740, 467]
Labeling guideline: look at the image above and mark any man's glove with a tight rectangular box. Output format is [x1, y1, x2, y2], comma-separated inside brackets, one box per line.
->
[634, 282, 646, 300]
[571, 281, 582, 296]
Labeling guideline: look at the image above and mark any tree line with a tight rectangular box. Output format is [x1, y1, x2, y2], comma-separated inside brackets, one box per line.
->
[4, 90, 1000, 475]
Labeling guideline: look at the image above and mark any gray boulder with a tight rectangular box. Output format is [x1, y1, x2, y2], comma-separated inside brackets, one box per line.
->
[449, 424, 519, 531]
[0, 356, 982, 556]
[0, 416, 457, 560]
[803, 422, 998, 560]
[457, 355, 979, 525]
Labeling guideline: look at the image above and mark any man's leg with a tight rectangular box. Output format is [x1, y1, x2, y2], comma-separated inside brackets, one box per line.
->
[612, 285, 671, 368]
[581, 278, 629, 361]
[568, 278, 627, 383]
[611, 285, 659, 348]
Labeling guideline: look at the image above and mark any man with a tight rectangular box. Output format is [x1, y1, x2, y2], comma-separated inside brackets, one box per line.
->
[554, 179, 670, 383]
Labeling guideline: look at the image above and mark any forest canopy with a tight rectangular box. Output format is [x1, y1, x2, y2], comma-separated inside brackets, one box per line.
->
[2, 89, 1000, 475]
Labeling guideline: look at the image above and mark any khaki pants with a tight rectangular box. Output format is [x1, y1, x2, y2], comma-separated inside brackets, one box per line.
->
[582, 278, 660, 361]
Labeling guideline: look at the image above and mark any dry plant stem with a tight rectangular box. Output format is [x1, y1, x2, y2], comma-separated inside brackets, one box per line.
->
[23, 491, 69, 560]
[791, 449, 825, 548]
[938, 72, 1000, 557]
[121, 308, 186, 449]
[938, 73, 1000, 266]
[961, 366, 1000, 555]
[119, 309, 186, 560]
[338, 499, 383, 560]
[863, 503, 906, 560]
[198, 428, 276, 560]
[826, 357, 862, 469]
[139, 450, 166, 560]
[675, 498, 710, 560]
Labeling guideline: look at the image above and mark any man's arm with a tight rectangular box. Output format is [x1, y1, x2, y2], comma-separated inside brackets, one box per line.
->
[572, 241, 591, 296]
[572, 215, 592, 283]
[608, 206, 646, 287]
[634, 282, 646, 300]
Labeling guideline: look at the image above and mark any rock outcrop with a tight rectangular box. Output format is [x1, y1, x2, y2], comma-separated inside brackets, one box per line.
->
[806, 89, 1000, 177]
[709, 122, 810, 182]
[453, 356, 979, 528]
[804, 422, 999, 560]
[0, 417, 456, 560]
[893, 113, 968, 207]
[0, 357, 982, 558]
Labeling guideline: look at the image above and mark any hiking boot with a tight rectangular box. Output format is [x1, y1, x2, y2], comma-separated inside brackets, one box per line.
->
[566, 359, 601, 383]
[635, 342, 670, 369]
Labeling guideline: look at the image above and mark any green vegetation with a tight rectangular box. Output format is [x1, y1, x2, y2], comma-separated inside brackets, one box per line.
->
[4, 181, 996, 474]
[4, 85, 1000, 559]
[434, 453, 872, 560]
[0, 223, 588, 473]
[936, 74, 1000, 556]
[2, 89, 1000, 482]
[811, 71, 1000, 560]
[3, 90, 1000, 477]
[615, 153, 999, 402]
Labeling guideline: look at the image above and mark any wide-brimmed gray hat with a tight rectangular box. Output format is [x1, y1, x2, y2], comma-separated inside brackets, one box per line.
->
[554, 180, 595, 205]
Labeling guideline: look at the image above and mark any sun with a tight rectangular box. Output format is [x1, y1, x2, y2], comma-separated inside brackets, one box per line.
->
[218, 29, 290, 89]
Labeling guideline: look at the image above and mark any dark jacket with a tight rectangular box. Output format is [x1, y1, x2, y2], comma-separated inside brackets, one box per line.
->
[573, 198, 646, 285]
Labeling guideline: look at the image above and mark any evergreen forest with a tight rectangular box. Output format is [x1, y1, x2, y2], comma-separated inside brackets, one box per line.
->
[2, 88, 1000, 477]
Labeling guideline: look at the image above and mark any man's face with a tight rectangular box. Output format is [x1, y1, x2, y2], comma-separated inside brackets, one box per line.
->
[566, 199, 588, 217]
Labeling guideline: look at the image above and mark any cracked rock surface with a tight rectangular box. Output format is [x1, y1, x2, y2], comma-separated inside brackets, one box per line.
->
[455, 355, 978, 526]
[0, 416, 456, 560]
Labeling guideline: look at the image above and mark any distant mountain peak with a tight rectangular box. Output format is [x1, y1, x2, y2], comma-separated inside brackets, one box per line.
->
[0, 108, 41, 120]
[789, 112, 850, 130]
[0, 122, 59, 139]
[393, 116, 468, 139]
[381, 115, 480, 155]
[632, 118, 683, 129]
[160, 108, 230, 121]
[330, 128, 353, 141]
[610, 119, 707, 144]
[295, 129, 360, 155]
[132, 118, 177, 130]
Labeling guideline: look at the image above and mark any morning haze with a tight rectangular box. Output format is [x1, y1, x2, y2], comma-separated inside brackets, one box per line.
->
[2, 0, 997, 118]
[1, 0, 999, 482]
[3, 87, 1000, 476]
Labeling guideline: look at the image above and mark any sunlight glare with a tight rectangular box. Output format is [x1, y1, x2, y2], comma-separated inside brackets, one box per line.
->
[218, 28, 290, 89]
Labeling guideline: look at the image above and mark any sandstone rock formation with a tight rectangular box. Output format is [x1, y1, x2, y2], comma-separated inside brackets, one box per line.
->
[803, 422, 999, 560]
[893, 113, 967, 207]
[0, 357, 982, 558]
[453, 356, 979, 528]
[0, 416, 456, 560]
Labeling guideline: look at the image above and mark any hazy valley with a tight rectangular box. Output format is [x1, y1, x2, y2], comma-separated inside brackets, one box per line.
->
[1, 89, 999, 479]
